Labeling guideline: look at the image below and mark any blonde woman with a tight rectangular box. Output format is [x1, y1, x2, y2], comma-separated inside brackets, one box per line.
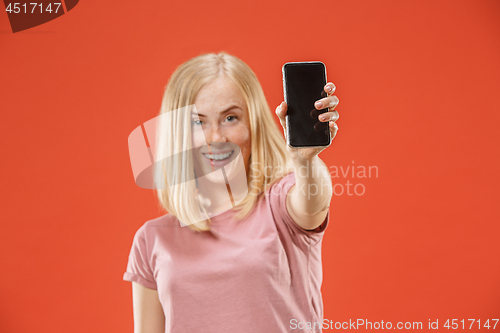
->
[123, 52, 339, 333]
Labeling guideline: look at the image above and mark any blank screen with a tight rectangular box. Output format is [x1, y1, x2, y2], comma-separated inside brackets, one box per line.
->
[283, 62, 330, 147]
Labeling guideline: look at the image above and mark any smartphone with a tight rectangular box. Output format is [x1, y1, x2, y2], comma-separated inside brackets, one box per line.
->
[282, 61, 330, 148]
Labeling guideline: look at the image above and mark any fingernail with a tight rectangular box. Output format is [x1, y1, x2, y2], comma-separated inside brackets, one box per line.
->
[320, 114, 327, 121]
[327, 86, 332, 92]
[315, 101, 323, 109]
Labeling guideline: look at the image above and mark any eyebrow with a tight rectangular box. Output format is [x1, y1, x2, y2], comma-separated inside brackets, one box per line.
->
[193, 105, 241, 117]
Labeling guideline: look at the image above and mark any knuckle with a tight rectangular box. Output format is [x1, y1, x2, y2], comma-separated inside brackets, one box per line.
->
[329, 97, 339, 108]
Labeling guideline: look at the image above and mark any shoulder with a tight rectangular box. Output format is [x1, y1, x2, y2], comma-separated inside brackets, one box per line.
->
[264, 172, 296, 199]
[266, 172, 295, 192]
[133, 213, 182, 239]
[253, 172, 295, 217]
[144, 213, 180, 228]
[262, 172, 295, 219]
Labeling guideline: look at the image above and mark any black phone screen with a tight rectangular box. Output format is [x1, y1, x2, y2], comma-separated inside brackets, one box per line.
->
[283, 62, 330, 147]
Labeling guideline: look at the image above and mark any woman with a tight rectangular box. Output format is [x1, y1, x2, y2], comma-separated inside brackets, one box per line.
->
[123, 52, 339, 333]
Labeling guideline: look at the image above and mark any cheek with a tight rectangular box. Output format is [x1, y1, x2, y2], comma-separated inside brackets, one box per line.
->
[230, 125, 251, 152]
[191, 129, 207, 148]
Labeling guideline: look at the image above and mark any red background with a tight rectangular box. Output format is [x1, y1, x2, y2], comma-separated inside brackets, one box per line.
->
[1, 0, 499, 332]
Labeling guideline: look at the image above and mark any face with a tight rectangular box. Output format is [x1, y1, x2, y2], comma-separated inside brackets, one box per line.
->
[191, 76, 252, 184]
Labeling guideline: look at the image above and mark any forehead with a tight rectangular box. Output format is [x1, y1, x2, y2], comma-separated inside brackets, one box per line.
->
[194, 76, 247, 112]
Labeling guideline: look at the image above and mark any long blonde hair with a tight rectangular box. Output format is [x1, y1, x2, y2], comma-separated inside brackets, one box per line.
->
[154, 52, 292, 232]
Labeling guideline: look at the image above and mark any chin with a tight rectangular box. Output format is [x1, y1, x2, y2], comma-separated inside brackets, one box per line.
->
[202, 171, 227, 184]
[194, 147, 248, 201]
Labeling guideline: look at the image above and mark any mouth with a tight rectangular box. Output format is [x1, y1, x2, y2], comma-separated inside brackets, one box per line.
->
[202, 150, 234, 161]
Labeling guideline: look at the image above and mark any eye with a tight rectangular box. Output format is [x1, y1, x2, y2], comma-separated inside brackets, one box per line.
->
[192, 119, 203, 126]
[225, 116, 237, 122]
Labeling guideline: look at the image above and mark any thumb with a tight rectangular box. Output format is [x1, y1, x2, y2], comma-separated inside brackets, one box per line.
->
[275, 102, 287, 129]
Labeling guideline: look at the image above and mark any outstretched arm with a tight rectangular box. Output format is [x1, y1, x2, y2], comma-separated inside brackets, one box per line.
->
[275, 82, 339, 230]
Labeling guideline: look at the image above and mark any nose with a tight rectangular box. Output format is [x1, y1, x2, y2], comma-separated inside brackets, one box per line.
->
[205, 123, 227, 143]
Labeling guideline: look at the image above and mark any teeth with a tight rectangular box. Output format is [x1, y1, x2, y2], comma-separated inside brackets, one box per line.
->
[203, 151, 233, 161]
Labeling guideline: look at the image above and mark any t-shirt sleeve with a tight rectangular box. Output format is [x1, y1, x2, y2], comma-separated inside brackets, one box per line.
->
[123, 224, 157, 290]
[269, 172, 329, 244]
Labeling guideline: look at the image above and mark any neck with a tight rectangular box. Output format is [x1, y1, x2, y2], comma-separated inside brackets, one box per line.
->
[197, 178, 235, 217]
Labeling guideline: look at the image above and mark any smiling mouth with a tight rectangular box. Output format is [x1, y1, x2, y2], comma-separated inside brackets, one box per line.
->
[202, 150, 234, 161]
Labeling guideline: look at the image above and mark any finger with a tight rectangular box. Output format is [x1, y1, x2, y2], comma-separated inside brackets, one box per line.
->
[314, 95, 339, 110]
[318, 110, 339, 122]
[275, 101, 288, 119]
[325, 82, 336, 96]
[329, 121, 338, 139]
[275, 102, 288, 131]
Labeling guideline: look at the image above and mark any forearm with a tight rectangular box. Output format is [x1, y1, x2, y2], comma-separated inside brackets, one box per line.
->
[291, 155, 332, 216]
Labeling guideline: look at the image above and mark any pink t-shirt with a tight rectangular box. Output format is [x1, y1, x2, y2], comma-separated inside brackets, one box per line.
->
[123, 172, 329, 333]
